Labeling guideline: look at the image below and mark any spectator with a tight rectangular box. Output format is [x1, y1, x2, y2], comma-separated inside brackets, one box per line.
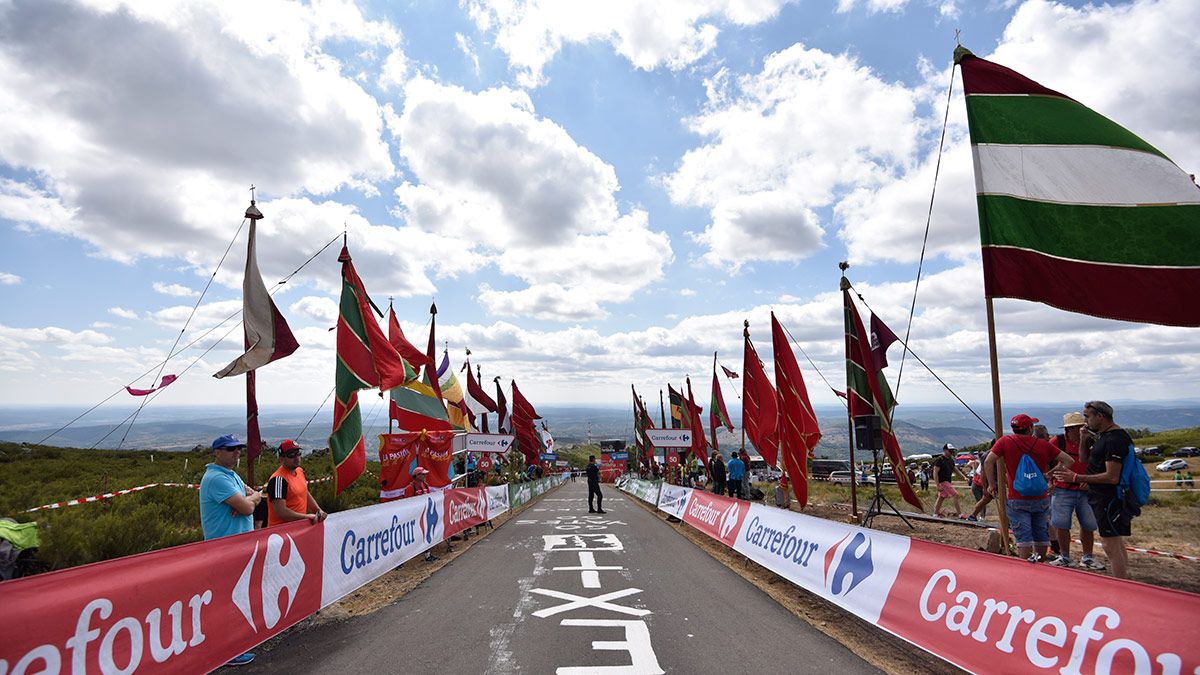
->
[726, 451, 745, 499]
[1047, 414, 1104, 570]
[586, 455, 605, 514]
[199, 435, 263, 667]
[1176, 469, 1185, 489]
[932, 444, 969, 518]
[1052, 401, 1133, 578]
[1032, 424, 1051, 440]
[986, 414, 1073, 563]
[410, 467, 438, 562]
[739, 449, 753, 498]
[266, 440, 326, 527]
[964, 450, 991, 520]
[918, 463, 930, 492]
[709, 452, 726, 495]
[1187, 472, 1196, 489]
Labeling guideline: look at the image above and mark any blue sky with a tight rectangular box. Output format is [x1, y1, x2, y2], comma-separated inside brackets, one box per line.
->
[0, 0, 1197, 416]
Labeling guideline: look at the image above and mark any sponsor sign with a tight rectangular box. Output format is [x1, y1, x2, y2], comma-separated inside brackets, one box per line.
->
[656, 484, 692, 519]
[878, 539, 1200, 674]
[321, 496, 442, 607]
[681, 490, 748, 547]
[609, 452, 629, 461]
[619, 478, 662, 505]
[485, 485, 510, 520]
[0, 521, 324, 675]
[444, 487, 489, 538]
[540, 453, 558, 462]
[645, 429, 691, 447]
[555, 460, 569, 467]
[732, 503, 908, 623]
[465, 433, 515, 453]
[510, 482, 534, 509]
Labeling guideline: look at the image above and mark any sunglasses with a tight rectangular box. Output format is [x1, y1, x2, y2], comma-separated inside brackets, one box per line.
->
[281, 450, 302, 458]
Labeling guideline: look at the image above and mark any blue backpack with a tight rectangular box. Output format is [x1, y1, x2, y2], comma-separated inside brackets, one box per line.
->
[1013, 452, 1048, 497]
[1117, 444, 1151, 511]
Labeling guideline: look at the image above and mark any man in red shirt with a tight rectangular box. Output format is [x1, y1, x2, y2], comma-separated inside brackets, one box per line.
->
[266, 440, 326, 527]
[984, 414, 1073, 562]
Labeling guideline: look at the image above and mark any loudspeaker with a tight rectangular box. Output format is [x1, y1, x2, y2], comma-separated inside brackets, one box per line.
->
[854, 415, 883, 451]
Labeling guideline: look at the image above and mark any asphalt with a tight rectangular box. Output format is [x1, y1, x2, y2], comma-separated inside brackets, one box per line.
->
[241, 481, 878, 673]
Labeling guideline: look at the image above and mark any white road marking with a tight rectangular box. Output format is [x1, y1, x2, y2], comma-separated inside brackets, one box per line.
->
[530, 587, 649, 618]
[552, 552, 623, 589]
[556, 619, 664, 675]
[486, 551, 548, 674]
[543, 534, 623, 552]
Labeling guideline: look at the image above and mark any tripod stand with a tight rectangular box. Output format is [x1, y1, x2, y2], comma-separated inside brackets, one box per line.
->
[862, 447, 913, 529]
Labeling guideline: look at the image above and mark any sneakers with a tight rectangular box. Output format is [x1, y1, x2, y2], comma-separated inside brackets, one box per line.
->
[596, 509, 607, 514]
[1048, 555, 1073, 567]
[1078, 556, 1107, 570]
[1026, 553, 1043, 563]
[226, 653, 256, 667]
[1043, 552, 1060, 563]
[966, 515, 978, 522]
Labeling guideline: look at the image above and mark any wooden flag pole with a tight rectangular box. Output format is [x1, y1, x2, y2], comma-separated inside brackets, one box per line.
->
[985, 296, 1013, 555]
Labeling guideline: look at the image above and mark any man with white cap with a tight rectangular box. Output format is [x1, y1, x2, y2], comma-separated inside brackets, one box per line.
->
[1048, 413, 1104, 570]
[931, 443, 969, 517]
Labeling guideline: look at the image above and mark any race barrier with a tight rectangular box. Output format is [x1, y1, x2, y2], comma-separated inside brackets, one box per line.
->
[616, 477, 662, 506]
[0, 476, 566, 674]
[656, 486, 1200, 674]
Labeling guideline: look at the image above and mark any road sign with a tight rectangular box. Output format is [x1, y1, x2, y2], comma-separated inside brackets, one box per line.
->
[465, 433, 515, 453]
[645, 429, 692, 448]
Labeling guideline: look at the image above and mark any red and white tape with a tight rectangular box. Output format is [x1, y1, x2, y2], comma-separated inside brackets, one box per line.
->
[1071, 538, 1200, 562]
[23, 475, 335, 513]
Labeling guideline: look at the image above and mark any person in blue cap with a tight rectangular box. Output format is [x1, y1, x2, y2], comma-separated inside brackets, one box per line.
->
[199, 434, 264, 666]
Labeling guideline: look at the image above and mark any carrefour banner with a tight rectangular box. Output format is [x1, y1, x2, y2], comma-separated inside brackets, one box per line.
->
[321, 495, 442, 607]
[658, 489, 1200, 673]
[0, 520, 325, 675]
[618, 477, 662, 505]
[486, 484, 510, 520]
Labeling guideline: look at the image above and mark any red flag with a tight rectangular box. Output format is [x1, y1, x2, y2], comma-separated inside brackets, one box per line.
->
[126, 374, 177, 396]
[387, 307, 433, 370]
[869, 312, 901, 370]
[494, 376, 508, 432]
[845, 289, 923, 511]
[685, 377, 708, 467]
[721, 365, 739, 379]
[466, 362, 498, 412]
[510, 380, 543, 466]
[416, 430, 457, 489]
[742, 324, 779, 466]
[378, 432, 420, 502]
[771, 312, 822, 508]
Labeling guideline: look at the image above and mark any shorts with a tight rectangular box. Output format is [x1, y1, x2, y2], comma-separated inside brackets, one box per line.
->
[937, 481, 957, 498]
[1006, 497, 1050, 546]
[1051, 489, 1098, 532]
[1089, 493, 1132, 538]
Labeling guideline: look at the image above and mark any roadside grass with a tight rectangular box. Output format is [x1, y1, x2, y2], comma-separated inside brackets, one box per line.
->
[0, 442, 379, 570]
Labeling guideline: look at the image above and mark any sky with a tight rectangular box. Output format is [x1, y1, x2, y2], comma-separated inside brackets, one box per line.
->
[0, 0, 1197, 420]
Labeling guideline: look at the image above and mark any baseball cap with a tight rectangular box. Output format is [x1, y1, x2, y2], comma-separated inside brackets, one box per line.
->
[212, 434, 246, 450]
[1062, 412, 1086, 428]
[1010, 413, 1039, 430]
[943, 443, 956, 451]
[413, 467, 429, 476]
[279, 439, 302, 453]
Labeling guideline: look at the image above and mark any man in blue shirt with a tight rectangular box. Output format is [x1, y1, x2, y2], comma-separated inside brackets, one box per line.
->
[726, 451, 745, 499]
[199, 434, 263, 667]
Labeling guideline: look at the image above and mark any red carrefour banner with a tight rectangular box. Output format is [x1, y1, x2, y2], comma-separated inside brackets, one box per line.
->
[443, 487, 489, 538]
[878, 538, 1199, 674]
[681, 489, 747, 548]
[1, 521, 324, 674]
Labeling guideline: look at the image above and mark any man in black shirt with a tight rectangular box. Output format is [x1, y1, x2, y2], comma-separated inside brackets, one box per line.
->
[586, 455, 605, 514]
[709, 451, 726, 495]
[1052, 400, 1132, 579]
[932, 444, 969, 517]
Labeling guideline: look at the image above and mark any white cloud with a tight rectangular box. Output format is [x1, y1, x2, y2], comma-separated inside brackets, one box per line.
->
[153, 282, 199, 298]
[393, 77, 672, 320]
[0, 0, 398, 264]
[455, 32, 481, 76]
[289, 296, 339, 325]
[89, 321, 114, 329]
[466, 0, 796, 87]
[835, 0, 909, 13]
[108, 307, 138, 320]
[679, 288, 697, 296]
[0, 272, 21, 285]
[666, 45, 920, 269]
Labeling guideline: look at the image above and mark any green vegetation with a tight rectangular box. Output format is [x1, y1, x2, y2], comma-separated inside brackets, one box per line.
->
[0, 442, 378, 571]
[1132, 426, 1200, 455]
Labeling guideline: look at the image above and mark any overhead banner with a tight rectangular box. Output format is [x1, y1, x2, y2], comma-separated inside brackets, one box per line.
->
[656, 488, 1200, 673]
[465, 433, 515, 453]
[645, 429, 692, 447]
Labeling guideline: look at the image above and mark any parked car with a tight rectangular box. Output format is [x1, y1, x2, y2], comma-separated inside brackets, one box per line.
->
[811, 459, 853, 480]
[1173, 447, 1200, 457]
[829, 471, 857, 486]
[1157, 458, 1188, 472]
[867, 469, 898, 484]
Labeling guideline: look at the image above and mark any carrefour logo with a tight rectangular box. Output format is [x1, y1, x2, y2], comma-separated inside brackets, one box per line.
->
[419, 496, 439, 544]
[823, 532, 874, 596]
[233, 534, 305, 632]
[717, 502, 741, 540]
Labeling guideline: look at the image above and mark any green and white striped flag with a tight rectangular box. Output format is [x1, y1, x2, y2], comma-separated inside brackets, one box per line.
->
[956, 46, 1199, 327]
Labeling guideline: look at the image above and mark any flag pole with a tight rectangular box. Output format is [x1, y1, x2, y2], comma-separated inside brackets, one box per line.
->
[985, 296, 1013, 554]
[244, 192, 265, 490]
[659, 389, 667, 428]
[839, 267, 859, 520]
[711, 352, 719, 453]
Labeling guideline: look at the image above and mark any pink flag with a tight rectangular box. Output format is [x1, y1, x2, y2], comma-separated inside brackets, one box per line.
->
[126, 374, 177, 396]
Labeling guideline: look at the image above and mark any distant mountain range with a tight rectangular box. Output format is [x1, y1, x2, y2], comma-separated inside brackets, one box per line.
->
[2, 402, 1197, 460]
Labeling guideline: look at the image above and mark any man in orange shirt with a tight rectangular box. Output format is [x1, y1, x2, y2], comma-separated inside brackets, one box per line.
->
[266, 440, 326, 527]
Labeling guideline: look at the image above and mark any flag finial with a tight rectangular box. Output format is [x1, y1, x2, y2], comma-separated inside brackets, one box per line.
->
[953, 44, 973, 64]
[245, 184, 263, 220]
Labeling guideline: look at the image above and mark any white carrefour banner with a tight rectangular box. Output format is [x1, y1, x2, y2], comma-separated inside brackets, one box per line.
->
[486, 484, 511, 520]
[466, 433, 515, 453]
[731, 503, 910, 623]
[321, 494, 444, 607]
[645, 429, 691, 447]
[656, 484, 691, 519]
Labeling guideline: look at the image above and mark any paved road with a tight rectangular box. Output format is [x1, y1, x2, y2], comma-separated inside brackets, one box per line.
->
[243, 481, 877, 673]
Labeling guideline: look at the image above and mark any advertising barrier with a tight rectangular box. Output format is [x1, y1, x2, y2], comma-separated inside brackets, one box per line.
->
[617, 477, 662, 505]
[1, 479, 565, 673]
[656, 488, 1200, 673]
